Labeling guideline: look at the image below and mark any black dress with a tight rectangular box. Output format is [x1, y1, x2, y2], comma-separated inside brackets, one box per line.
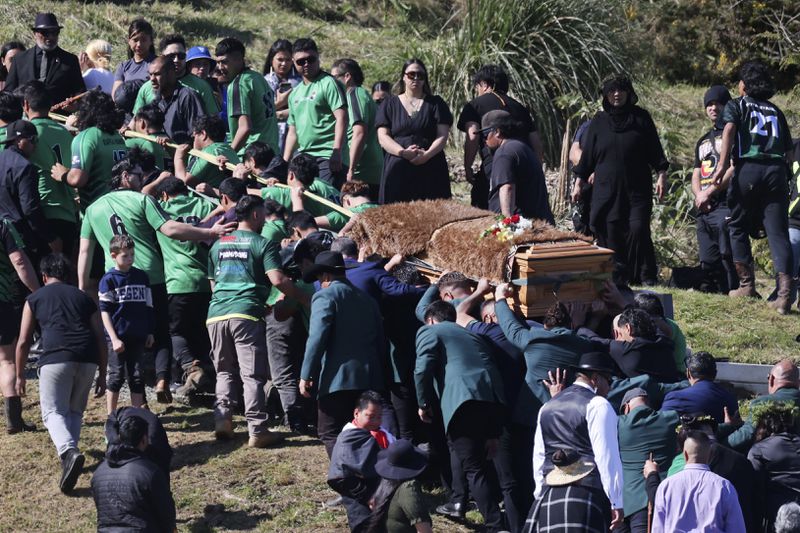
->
[376, 94, 453, 204]
[574, 106, 669, 285]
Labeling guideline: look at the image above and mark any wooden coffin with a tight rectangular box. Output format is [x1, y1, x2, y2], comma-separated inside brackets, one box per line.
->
[509, 241, 615, 317]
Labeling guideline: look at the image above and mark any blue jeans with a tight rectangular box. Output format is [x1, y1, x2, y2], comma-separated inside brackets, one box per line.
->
[38, 362, 97, 456]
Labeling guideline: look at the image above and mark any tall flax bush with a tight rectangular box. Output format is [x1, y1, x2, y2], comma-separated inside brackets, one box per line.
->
[412, 0, 627, 165]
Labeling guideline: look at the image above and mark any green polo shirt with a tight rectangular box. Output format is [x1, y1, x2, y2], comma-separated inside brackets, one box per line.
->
[287, 72, 348, 162]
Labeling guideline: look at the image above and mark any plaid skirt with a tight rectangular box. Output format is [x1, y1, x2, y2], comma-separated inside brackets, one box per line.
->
[523, 484, 611, 533]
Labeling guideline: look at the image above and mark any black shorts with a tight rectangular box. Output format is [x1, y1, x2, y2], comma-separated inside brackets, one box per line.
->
[0, 301, 20, 345]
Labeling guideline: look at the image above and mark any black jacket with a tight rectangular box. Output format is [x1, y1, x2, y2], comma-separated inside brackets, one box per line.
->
[0, 146, 54, 249]
[105, 407, 173, 481]
[91, 445, 176, 532]
[578, 327, 680, 382]
[4, 46, 85, 106]
[749, 433, 800, 528]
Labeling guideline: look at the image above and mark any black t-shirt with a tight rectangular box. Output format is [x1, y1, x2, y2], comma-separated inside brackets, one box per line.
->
[457, 92, 536, 173]
[488, 138, 554, 223]
[693, 126, 727, 209]
[26, 282, 99, 366]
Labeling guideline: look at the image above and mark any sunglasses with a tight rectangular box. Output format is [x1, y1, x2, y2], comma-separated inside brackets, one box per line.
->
[294, 56, 317, 67]
[167, 52, 187, 60]
[35, 29, 59, 37]
[405, 71, 426, 81]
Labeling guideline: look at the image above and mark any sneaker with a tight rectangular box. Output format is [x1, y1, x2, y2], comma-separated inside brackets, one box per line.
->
[214, 419, 234, 440]
[59, 449, 85, 493]
[247, 431, 284, 448]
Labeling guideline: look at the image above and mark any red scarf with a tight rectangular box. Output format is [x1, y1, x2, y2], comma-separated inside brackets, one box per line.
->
[353, 419, 390, 449]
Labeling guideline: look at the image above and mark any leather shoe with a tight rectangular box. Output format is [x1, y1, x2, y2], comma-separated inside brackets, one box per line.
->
[435, 501, 467, 518]
[59, 448, 85, 493]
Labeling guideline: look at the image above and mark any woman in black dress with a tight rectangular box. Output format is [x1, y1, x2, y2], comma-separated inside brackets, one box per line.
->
[376, 59, 453, 204]
[574, 75, 669, 285]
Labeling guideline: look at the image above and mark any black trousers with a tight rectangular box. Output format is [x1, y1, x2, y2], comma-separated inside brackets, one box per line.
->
[168, 292, 212, 372]
[318, 390, 365, 458]
[696, 207, 738, 293]
[389, 381, 418, 441]
[470, 168, 490, 210]
[494, 423, 535, 533]
[594, 199, 657, 285]
[49, 219, 78, 263]
[151, 284, 172, 382]
[728, 160, 793, 274]
[448, 401, 506, 532]
[618, 508, 648, 533]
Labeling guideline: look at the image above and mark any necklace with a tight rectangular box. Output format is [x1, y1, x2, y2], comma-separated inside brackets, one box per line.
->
[403, 94, 423, 117]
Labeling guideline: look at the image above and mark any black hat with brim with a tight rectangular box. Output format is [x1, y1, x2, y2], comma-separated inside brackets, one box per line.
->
[302, 250, 352, 283]
[32, 13, 62, 30]
[572, 351, 616, 376]
[375, 439, 428, 481]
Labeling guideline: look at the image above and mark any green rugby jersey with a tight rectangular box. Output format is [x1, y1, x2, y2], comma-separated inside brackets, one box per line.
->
[227, 69, 279, 156]
[30, 117, 77, 222]
[260, 180, 340, 218]
[325, 201, 377, 232]
[187, 142, 240, 188]
[133, 74, 219, 116]
[207, 230, 281, 323]
[723, 95, 792, 161]
[80, 190, 170, 284]
[156, 194, 214, 294]
[70, 127, 128, 210]
[287, 72, 348, 162]
[0, 219, 24, 303]
[261, 218, 289, 243]
[125, 135, 170, 171]
[346, 86, 383, 184]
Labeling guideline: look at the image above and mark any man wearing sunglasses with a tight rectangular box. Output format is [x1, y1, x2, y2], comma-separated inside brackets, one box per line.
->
[4, 13, 85, 108]
[131, 34, 219, 118]
[283, 38, 349, 187]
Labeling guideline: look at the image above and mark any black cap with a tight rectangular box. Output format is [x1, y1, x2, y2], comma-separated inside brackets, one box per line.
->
[573, 351, 616, 376]
[302, 250, 352, 283]
[703, 85, 731, 107]
[479, 109, 511, 134]
[4, 120, 37, 144]
[32, 13, 62, 31]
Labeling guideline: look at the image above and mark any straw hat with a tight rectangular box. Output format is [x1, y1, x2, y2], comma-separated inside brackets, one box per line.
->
[545, 449, 595, 487]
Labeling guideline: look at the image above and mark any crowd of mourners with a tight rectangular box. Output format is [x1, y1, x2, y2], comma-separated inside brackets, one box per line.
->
[2, 9, 800, 533]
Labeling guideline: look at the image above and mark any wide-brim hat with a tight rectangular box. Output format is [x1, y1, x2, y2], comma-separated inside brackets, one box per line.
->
[302, 250, 352, 283]
[572, 351, 616, 376]
[375, 439, 428, 481]
[545, 448, 596, 487]
[32, 13, 62, 31]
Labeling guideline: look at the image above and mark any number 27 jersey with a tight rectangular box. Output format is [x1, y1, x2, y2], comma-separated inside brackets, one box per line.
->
[723, 95, 792, 161]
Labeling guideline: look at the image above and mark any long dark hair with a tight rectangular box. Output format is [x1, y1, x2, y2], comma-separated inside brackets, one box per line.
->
[126, 18, 155, 60]
[394, 58, 432, 96]
[75, 89, 126, 133]
[262, 38, 296, 77]
[0, 41, 25, 82]
[365, 478, 404, 533]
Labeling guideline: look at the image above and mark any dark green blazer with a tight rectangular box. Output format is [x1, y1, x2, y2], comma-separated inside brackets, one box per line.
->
[414, 321, 505, 430]
[301, 280, 385, 397]
[617, 405, 680, 516]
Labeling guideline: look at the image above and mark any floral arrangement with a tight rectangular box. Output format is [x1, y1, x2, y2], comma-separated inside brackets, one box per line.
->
[479, 214, 533, 242]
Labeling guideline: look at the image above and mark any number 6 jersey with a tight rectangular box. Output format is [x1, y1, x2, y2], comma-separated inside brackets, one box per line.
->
[722, 95, 792, 161]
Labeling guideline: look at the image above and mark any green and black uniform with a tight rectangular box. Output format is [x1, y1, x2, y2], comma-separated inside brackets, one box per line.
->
[133, 74, 220, 116]
[346, 86, 382, 185]
[260, 180, 340, 219]
[30, 116, 78, 254]
[261, 218, 289, 243]
[70, 127, 128, 211]
[158, 193, 215, 369]
[187, 142, 240, 188]
[722, 95, 793, 274]
[227, 68, 279, 156]
[80, 188, 174, 380]
[207, 230, 282, 324]
[0, 219, 24, 343]
[125, 135, 170, 172]
[325, 201, 376, 232]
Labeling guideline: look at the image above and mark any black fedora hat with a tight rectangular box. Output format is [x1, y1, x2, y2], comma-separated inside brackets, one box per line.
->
[32, 13, 63, 31]
[573, 351, 616, 376]
[302, 250, 352, 283]
[375, 439, 428, 481]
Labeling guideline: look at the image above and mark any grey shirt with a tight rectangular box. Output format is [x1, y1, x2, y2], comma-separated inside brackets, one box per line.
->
[114, 55, 156, 83]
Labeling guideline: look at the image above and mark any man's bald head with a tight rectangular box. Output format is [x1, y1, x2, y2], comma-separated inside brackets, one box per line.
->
[683, 430, 711, 465]
[769, 359, 799, 394]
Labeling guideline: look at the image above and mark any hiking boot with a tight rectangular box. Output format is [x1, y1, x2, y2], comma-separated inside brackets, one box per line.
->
[155, 379, 173, 404]
[247, 431, 284, 448]
[729, 262, 760, 298]
[214, 419, 235, 440]
[59, 448, 85, 493]
[176, 363, 207, 396]
[768, 273, 795, 315]
[4, 396, 36, 434]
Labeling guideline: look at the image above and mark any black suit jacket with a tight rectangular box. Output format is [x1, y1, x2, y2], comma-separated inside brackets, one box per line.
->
[5, 46, 85, 105]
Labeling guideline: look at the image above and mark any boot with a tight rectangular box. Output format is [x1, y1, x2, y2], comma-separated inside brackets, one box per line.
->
[176, 362, 206, 397]
[155, 379, 173, 404]
[729, 262, 760, 298]
[768, 273, 794, 315]
[247, 430, 284, 448]
[214, 418, 234, 440]
[4, 396, 36, 434]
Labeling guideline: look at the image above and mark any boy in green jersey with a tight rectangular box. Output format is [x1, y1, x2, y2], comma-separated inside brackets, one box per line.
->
[155, 177, 216, 395]
[174, 115, 239, 194]
[206, 194, 308, 447]
[331, 59, 383, 189]
[257, 153, 340, 219]
[284, 38, 348, 187]
[126, 103, 170, 172]
[713, 61, 795, 313]
[232, 141, 288, 185]
[51, 91, 127, 212]
[132, 34, 219, 116]
[215, 37, 279, 156]
[320, 179, 377, 232]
